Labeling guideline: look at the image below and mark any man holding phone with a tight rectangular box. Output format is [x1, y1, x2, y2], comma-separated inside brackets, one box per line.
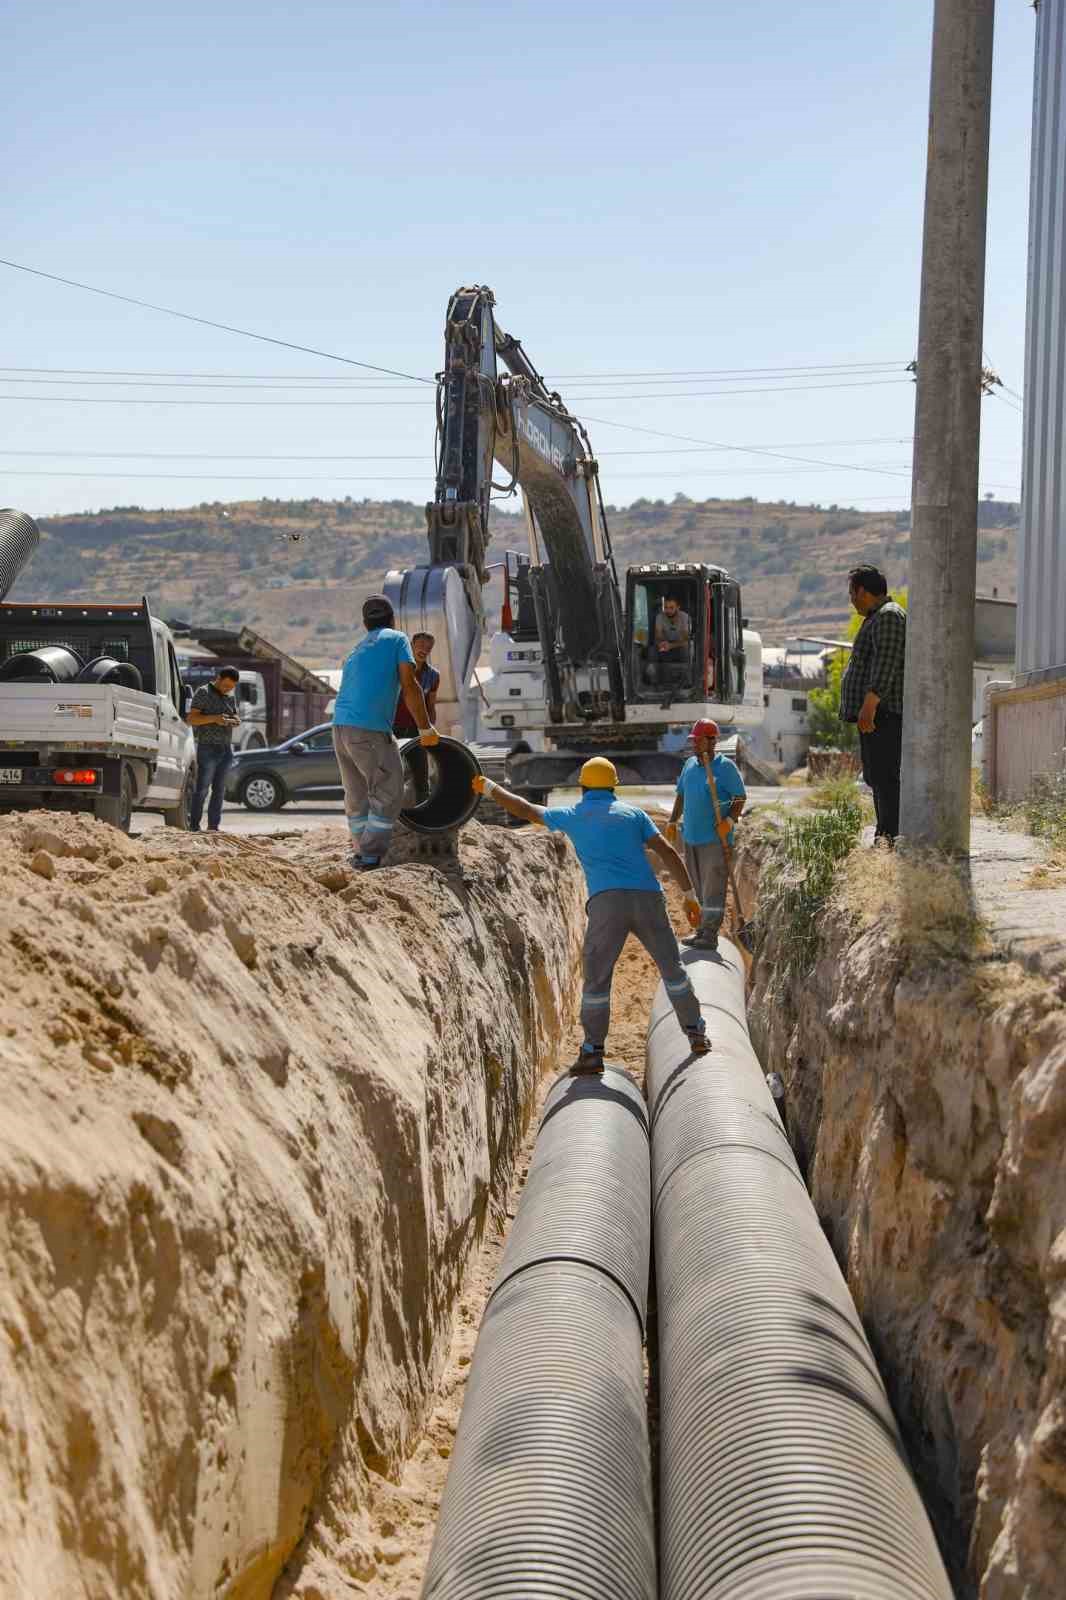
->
[186, 665, 242, 833]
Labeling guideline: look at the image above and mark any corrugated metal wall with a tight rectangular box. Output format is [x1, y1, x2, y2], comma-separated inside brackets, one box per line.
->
[1018, 0, 1066, 680]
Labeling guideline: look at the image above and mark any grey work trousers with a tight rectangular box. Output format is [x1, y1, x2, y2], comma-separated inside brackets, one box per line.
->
[332, 725, 405, 861]
[684, 839, 729, 938]
[581, 889, 702, 1049]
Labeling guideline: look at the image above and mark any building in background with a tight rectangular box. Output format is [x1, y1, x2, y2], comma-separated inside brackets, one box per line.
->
[747, 640, 828, 773]
[985, 3, 1065, 800]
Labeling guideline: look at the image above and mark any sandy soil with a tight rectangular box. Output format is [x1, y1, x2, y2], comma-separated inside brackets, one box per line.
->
[0, 810, 584, 1600]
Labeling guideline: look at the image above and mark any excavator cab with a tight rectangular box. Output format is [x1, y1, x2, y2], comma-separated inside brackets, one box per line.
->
[624, 564, 746, 707]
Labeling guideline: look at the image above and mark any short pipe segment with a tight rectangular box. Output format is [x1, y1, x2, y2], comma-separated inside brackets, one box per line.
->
[400, 736, 483, 833]
[647, 940, 955, 1600]
[421, 1066, 655, 1600]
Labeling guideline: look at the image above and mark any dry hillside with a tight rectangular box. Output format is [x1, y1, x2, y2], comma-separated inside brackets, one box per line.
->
[16, 494, 1019, 664]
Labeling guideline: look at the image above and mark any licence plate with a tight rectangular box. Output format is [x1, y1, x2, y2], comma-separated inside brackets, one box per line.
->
[0, 768, 24, 783]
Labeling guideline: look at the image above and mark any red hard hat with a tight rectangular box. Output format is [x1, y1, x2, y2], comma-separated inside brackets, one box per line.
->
[691, 719, 720, 740]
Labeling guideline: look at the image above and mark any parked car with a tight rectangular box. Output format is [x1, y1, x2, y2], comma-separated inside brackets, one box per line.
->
[226, 723, 343, 811]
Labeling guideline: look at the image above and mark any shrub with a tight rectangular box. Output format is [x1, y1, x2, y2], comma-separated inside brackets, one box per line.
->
[756, 792, 864, 972]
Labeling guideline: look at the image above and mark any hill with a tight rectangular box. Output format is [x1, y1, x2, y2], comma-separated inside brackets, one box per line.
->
[13, 493, 1019, 665]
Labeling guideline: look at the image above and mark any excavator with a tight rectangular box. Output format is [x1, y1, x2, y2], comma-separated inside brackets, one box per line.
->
[385, 285, 763, 796]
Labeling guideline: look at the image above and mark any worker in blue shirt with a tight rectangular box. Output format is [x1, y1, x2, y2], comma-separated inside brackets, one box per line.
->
[666, 718, 746, 951]
[332, 594, 439, 870]
[470, 756, 710, 1072]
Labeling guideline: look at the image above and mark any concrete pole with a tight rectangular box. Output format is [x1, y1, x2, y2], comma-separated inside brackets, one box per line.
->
[901, 0, 996, 853]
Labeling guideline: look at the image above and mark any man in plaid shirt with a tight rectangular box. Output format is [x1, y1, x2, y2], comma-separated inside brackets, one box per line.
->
[840, 565, 906, 843]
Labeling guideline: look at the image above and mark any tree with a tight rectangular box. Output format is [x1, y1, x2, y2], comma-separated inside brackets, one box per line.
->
[807, 589, 907, 752]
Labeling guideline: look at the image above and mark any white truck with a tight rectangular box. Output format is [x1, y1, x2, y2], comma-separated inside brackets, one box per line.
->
[0, 591, 196, 832]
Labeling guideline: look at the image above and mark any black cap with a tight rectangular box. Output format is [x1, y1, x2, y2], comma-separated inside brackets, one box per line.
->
[216, 664, 241, 682]
[362, 594, 394, 628]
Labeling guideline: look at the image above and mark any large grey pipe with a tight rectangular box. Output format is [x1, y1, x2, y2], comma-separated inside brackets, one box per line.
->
[648, 943, 955, 1600]
[0, 510, 40, 601]
[421, 1066, 655, 1599]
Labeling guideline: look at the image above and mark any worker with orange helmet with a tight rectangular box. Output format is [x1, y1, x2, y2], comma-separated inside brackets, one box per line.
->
[665, 719, 747, 951]
[471, 757, 709, 1072]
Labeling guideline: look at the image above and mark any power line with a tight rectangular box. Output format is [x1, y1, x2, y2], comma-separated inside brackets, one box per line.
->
[0, 257, 434, 385]
[574, 410, 915, 480]
[3, 465, 918, 484]
[0, 435, 922, 463]
[0, 377, 913, 408]
[0, 359, 908, 383]
[0, 370, 907, 395]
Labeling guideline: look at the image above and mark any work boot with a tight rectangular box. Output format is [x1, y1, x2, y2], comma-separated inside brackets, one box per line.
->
[570, 1043, 605, 1075]
[685, 1023, 711, 1057]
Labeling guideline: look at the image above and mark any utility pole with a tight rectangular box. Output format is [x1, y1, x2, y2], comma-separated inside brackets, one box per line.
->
[901, 0, 996, 853]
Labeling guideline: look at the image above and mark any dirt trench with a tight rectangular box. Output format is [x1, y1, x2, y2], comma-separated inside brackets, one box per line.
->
[281, 872, 688, 1600]
[0, 812, 588, 1599]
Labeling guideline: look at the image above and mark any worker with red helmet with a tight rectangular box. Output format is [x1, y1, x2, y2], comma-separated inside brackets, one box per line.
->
[665, 719, 746, 951]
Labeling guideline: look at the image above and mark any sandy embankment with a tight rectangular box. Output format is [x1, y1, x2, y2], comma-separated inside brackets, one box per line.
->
[0, 813, 583, 1598]
[740, 832, 1066, 1599]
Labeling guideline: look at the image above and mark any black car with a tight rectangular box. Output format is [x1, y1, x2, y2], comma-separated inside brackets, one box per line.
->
[225, 723, 343, 811]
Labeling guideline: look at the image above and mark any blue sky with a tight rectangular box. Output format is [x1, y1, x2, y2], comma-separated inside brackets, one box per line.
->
[4, 0, 1033, 518]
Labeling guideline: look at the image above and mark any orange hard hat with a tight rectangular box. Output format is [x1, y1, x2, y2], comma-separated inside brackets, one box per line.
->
[691, 719, 720, 740]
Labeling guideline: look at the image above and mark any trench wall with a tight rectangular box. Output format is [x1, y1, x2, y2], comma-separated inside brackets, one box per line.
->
[738, 833, 1066, 1600]
[0, 815, 583, 1599]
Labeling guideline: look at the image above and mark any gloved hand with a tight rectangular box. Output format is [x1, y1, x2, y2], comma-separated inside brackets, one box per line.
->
[419, 726, 441, 748]
[664, 821, 679, 846]
[472, 774, 496, 797]
[684, 894, 702, 930]
[716, 818, 732, 842]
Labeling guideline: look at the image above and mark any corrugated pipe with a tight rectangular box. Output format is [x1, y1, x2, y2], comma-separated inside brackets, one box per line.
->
[400, 736, 483, 834]
[647, 943, 955, 1600]
[0, 509, 40, 602]
[421, 1065, 656, 1600]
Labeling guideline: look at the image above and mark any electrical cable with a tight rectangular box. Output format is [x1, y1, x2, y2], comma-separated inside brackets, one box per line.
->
[0, 377, 913, 408]
[0, 257, 434, 385]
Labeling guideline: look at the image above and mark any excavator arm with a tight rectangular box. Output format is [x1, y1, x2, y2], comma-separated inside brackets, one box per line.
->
[422, 286, 627, 724]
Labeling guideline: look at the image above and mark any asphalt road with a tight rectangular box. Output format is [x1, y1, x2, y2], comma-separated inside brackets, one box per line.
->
[132, 785, 802, 838]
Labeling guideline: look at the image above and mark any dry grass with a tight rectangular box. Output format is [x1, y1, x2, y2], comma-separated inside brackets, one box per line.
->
[801, 773, 875, 819]
[835, 843, 989, 958]
[1025, 848, 1066, 890]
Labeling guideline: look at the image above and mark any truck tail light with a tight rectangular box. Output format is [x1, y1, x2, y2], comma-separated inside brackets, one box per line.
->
[53, 768, 98, 785]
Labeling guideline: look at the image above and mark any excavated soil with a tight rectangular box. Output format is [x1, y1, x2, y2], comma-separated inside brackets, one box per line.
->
[0, 812, 585, 1599]
[740, 832, 1066, 1600]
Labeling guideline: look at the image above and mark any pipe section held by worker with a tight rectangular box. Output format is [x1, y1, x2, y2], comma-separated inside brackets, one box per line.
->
[399, 736, 483, 834]
[647, 942, 955, 1600]
[421, 1065, 655, 1599]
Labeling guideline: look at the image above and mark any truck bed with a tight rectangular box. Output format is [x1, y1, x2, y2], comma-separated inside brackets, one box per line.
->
[0, 682, 161, 753]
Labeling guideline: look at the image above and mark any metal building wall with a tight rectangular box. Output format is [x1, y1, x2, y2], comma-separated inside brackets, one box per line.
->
[1018, 0, 1066, 680]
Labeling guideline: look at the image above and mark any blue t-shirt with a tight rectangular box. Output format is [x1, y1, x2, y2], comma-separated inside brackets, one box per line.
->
[543, 790, 661, 899]
[333, 629, 415, 734]
[677, 754, 746, 847]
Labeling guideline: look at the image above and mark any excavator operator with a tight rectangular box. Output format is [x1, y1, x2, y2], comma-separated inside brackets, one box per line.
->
[470, 758, 710, 1072]
[648, 593, 691, 686]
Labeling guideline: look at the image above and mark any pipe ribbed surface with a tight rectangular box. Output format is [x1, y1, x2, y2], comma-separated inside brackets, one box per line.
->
[0, 509, 40, 601]
[421, 1067, 654, 1600]
[494, 1064, 650, 1329]
[648, 941, 954, 1600]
